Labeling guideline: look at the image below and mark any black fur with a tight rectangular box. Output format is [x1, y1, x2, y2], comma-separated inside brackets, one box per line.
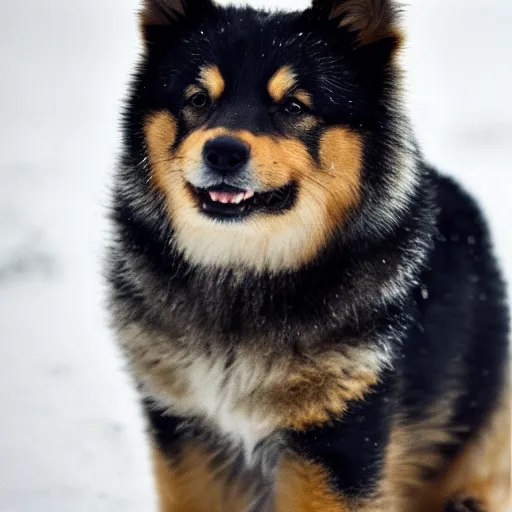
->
[107, 0, 509, 508]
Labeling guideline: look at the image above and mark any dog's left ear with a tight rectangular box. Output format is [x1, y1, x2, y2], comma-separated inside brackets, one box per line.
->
[311, 0, 402, 53]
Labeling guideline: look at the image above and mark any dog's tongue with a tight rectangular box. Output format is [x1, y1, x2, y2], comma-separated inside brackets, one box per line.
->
[209, 190, 254, 204]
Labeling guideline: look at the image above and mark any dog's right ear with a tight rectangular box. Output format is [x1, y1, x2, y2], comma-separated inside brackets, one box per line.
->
[140, 0, 214, 43]
[140, 0, 183, 26]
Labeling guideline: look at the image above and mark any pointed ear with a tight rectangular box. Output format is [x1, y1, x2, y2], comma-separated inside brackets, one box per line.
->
[140, 0, 215, 43]
[140, 0, 184, 27]
[311, 0, 402, 49]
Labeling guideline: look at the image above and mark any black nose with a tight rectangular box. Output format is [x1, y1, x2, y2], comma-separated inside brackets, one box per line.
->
[203, 136, 250, 173]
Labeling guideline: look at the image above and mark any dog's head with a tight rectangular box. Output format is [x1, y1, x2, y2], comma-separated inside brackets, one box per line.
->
[123, 0, 413, 272]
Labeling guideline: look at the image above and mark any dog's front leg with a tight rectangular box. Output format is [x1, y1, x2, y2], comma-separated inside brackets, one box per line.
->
[273, 379, 394, 512]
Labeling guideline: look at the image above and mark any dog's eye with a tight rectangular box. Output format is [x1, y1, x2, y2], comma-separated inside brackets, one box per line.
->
[282, 99, 303, 115]
[189, 92, 210, 109]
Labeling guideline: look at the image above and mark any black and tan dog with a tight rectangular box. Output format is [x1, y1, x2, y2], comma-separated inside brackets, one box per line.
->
[107, 0, 511, 510]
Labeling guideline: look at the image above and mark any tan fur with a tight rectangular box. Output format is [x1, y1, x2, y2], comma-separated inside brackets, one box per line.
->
[153, 445, 394, 512]
[150, 382, 511, 512]
[294, 90, 314, 108]
[268, 66, 297, 103]
[415, 388, 511, 512]
[317, 127, 363, 232]
[373, 385, 512, 512]
[143, 116, 363, 271]
[144, 111, 179, 195]
[275, 453, 351, 512]
[246, 346, 379, 431]
[184, 84, 203, 98]
[152, 444, 247, 512]
[120, 323, 386, 452]
[290, 113, 320, 132]
[153, 445, 385, 512]
[199, 65, 225, 101]
[379, 395, 461, 511]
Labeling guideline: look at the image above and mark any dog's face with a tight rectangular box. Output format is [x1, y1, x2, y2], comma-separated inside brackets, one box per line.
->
[127, 0, 404, 272]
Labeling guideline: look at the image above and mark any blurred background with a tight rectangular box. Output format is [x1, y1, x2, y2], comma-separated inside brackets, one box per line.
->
[0, 0, 510, 511]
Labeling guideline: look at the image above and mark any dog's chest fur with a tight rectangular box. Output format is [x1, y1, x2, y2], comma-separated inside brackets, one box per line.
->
[170, 353, 277, 453]
[120, 322, 386, 455]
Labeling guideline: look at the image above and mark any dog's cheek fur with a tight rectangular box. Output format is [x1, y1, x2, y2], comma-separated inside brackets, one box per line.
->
[143, 114, 219, 225]
[241, 126, 363, 221]
[317, 127, 363, 230]
[143, 110, 178, 185]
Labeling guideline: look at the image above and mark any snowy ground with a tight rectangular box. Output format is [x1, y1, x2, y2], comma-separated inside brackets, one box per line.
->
[0, 1, 510, 511]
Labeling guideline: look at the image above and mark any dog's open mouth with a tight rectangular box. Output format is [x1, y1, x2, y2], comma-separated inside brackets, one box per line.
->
[191, 182, 297, 220]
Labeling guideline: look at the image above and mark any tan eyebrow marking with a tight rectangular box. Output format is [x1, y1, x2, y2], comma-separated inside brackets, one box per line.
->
[198, 65, 225, 100]
[268, 66, 297, 103]
[293, 90, 313, 108]
[185, 84, 203, 99]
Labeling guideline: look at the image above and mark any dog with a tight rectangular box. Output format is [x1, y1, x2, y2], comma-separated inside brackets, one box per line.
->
[107, 0, 511, 510]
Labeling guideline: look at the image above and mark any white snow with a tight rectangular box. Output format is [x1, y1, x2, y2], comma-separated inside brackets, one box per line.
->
[0, 0, 510, 511]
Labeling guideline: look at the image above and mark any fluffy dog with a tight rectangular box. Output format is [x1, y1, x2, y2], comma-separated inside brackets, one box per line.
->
[107, 0, 510, 510]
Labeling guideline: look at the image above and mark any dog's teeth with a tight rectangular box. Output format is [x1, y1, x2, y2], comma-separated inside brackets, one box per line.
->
[209, 191, 221, 202]
[208, 191, 248, 204]
[243, 191, 255, 201]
